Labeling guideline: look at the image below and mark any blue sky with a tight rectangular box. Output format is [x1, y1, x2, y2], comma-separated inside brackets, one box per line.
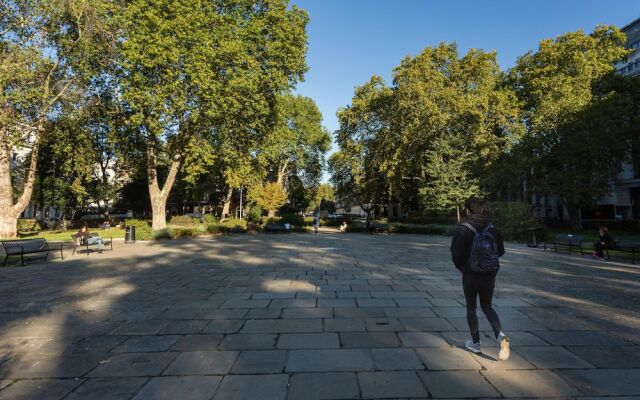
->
[291, 0, 639, 135]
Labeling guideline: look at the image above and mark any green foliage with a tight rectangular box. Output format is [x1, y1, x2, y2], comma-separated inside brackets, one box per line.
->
[308, 184, 335, 212]
[125, 219, 153, 240]
[484, 202, 538, 241]
[153, 229, 173, 240]
[169, 215, 199, 227]
[206, 224, 221, 235]
[247, 206, 263, 224]
[419, 135, 481, 220]
[345, 221, 455, 236]
[218, 218, 248, 233]
[507, 25, 634, 230]
[169, 227, 199, 238]
[202, 214, 219, 224]
[259, 94, 331, 187]
[255, 182, 288, 214]
[390, 223, 456, 236]
[17, 219, 42, 233]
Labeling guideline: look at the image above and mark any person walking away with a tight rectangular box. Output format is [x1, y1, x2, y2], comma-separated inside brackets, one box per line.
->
[76, 226, 105, 251]
[593, 225, 613, 260]
[450, 197, 510, 360]
[313, 214, 320, 235]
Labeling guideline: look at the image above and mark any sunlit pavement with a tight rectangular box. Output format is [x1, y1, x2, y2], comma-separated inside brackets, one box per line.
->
[0, 232, 638, 399]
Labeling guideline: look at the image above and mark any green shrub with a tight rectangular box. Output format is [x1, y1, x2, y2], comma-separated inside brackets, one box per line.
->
[277, 213, 303, 225]
[125, 219, 154, 240]
[219, 218, 247, 233]
[202, 214, 218, 224]
[17, 219, 41, 233]
[169, 215, 199, 226]
[390, 223, 456, 236]
[206, 224, 221, 234]
[170, 227, 198, 237]
[484, 201, 537, 241]
[153, 228, 173, 239]
[247, 206, 263, 224]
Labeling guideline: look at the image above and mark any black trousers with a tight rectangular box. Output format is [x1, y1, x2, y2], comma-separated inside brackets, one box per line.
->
[462, 272, 502, 343]
[594, 241, 608, 257]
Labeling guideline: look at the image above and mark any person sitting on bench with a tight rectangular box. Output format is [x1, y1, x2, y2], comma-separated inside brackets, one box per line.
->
[593, 225, 613, 260]
[76, 226, 105, 250]
[339, 221, 348, 232]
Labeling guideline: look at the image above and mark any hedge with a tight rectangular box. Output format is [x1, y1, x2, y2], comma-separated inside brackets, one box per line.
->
[17, 219, 42, 233]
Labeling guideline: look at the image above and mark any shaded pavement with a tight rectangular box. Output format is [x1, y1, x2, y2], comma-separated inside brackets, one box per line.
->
[0, 232, 639, 399]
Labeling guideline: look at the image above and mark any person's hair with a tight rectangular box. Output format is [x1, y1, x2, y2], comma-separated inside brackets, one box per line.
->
[79, 225, 87, 232]
[599, 225, 608, 234]
[464, 196, 484, 215]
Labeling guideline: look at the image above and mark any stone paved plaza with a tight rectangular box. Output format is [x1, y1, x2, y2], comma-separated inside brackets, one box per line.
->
[0, 232, 639, 399]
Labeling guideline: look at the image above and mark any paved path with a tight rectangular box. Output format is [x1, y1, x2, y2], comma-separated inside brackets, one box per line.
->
[0, 232, 639, 399]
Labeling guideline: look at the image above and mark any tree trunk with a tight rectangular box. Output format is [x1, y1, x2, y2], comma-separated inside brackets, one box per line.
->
[221, 187, 232, 218]
[0, 131, 40, 239]
[151, 199, 167, 230]
[146, 135, 181, 231]
[564, 199, 582, 231]
[0, 211, 18, 239]
[276, 160, 289, 186]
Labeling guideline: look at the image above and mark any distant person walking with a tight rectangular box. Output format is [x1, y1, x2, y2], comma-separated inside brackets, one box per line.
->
[593, 225, 613, 260]
[312, 214, 320, 235]
[450, 197, 510, 360]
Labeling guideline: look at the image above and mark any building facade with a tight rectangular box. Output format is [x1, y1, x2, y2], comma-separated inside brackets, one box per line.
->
[598, 17, 640, 221]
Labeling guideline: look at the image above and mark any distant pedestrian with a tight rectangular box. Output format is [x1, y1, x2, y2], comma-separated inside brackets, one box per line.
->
[450, 196, 510, 360]
[593, 225, 613, 260]
[312, 214, 320, 234]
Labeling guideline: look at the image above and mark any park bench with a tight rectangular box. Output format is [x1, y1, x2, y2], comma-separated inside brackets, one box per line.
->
[544, 233, 586, 254]
[601, 240, 640, 264]
[71, 233, 113, 255]
[265, 223, 291, 233]
[1, 238, 63, 266]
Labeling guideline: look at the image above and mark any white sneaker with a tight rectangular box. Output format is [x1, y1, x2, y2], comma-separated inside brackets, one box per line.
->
[465, 340, 482, 354]
[498, 332, 510, 361]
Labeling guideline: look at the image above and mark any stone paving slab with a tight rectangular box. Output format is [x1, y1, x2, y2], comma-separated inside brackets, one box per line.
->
[162, 351, 238, 375]
[288, 372, 360, 400]
[419, 370, 501, 398]
[277, 333, 340, 349]
[213, 374, 289, 400]
[64, 377, 147, 400]
[0, 379, 81, 400]
[358, 371, 428, 398]
[481, 369, 583, 397]
[514, 346, 595, 369]
[557, 368, 640, 396]
[0, 234, 638, 399]
[132, 376, 221, 400]
[87, 352, 177, 377]
[286, 349, 375, 372]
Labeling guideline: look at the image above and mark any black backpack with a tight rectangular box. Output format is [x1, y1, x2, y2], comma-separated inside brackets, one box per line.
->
[461, 223, 500, 273]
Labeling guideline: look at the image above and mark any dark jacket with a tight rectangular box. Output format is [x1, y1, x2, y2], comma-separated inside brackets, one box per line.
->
[450, 214, 505, 274]
[597, 232, 613, 245]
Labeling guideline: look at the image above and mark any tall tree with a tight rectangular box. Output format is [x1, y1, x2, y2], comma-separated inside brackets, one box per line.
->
[117, 0, 308, 230]
[0, 0, 111, 238]
[419, 135, 481, 222]
[258, 94, 330, 216]
[510, 26, 633, 229]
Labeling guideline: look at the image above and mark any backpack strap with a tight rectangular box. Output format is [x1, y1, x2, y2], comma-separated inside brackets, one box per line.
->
[461, 223, 477, 234]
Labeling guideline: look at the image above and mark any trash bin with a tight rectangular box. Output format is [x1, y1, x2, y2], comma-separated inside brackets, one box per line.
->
[527, 227, 538, 248]
[125, 226, 136, 243]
